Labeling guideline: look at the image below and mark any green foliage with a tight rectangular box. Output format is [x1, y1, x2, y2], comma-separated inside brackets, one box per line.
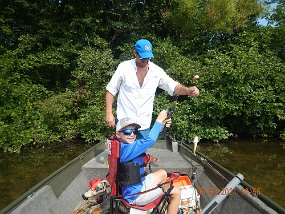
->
[153, 39, 231, 141]
[70, 39, 117, 142]
[72, 41, 116, 93]
[0, 0, 285, 152]
[36, 90, 76, 140]
[76, 102, 113, 143]
[198, 45, 285, 138]
[153, 40, 285, 142]
[164, 0, 262, 55]
[0, 73, 51, 152]
[171, 0, 261, 35]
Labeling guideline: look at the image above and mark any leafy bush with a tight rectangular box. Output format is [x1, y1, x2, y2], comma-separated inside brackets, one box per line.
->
[76, 102, 113, 143]
[1, 0, 285, 152]
[72, 41, 117, 142]
[202, 46, 285, 138]
[153, 40, 285, 142]
[0, 75, 51, 152]
[36, 90, 76, 141]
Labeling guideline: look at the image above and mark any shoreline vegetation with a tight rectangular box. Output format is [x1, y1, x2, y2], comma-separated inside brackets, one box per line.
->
[1, 0, 285, 153]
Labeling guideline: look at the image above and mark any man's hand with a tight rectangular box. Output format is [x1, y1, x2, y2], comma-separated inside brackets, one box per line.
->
[106, 112, 115, 127]
[174, 84, 200, 97]
[188, 86, 200, 97]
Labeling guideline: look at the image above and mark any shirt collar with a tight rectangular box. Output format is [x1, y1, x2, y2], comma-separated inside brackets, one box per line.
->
[133, 58, 151, 72]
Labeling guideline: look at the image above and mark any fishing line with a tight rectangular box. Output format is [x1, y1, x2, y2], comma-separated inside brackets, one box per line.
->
[165, 74, 200, 140]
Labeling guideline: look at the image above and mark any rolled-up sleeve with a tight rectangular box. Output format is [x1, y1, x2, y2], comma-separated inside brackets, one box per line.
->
[158, 71, 179, 96]
[106, 65, 123, 96]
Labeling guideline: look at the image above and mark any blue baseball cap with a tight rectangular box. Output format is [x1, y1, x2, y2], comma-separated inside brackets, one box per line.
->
[134, 39, 154, 59]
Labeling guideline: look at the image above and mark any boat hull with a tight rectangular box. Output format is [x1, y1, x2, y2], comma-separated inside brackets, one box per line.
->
[0, 140, 283, 214]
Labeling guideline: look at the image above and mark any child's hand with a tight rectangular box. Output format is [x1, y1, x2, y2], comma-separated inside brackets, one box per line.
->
[156, 110, 167, 123]
[156, 110, 172, 127]
[164, 118, 172, 127]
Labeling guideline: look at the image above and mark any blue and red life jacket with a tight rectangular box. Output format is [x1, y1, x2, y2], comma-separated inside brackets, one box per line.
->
[106, 135, 149, 195]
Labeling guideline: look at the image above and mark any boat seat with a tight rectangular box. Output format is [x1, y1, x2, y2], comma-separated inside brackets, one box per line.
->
[106, 135, 180, 214]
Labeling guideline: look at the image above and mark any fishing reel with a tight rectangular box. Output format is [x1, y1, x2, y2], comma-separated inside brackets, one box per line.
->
[165, 107, 175, 119]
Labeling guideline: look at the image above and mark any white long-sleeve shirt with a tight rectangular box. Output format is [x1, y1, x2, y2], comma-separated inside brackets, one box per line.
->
[106, 59, 179, 129]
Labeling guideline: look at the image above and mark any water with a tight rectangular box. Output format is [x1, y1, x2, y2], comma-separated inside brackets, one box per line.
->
[198, 139, 285, 208]
[0, 139, 284, 210]
[0, 141, 93, 210]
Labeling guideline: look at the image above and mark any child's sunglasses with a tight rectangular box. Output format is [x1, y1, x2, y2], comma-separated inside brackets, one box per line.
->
[119, 129, 139, 135]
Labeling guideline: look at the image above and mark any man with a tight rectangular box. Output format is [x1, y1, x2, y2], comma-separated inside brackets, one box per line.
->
[106, 38, 199, 138]
[116, 110, 181, 214]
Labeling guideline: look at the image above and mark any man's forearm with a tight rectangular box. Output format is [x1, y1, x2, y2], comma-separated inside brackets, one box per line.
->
[174, 84, 198, 96]
[106, 91, 114, 114]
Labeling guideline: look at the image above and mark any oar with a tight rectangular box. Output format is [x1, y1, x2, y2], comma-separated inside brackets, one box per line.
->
[200, 173, 244, 214]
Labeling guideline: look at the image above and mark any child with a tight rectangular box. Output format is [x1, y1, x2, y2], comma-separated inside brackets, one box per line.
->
[116, 110, 181, 214]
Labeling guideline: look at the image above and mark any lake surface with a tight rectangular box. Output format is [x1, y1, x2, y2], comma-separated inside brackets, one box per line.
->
[0, 139, 284, 210]
[0, 141, 94, 210]
[198, 138, 285, 208]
